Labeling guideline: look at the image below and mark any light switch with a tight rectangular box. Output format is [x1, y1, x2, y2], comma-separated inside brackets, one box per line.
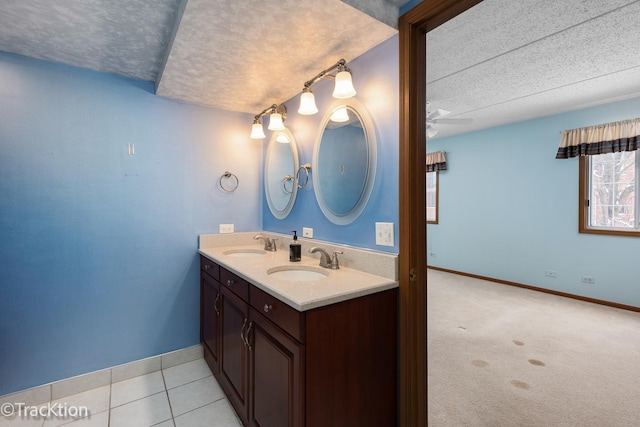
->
[375, 222, 394, 247]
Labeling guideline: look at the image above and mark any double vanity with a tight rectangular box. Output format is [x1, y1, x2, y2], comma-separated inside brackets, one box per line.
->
[198, 232, 398, 426]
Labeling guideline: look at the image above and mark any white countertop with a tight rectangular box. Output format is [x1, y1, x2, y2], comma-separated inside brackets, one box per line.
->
[199, 244, 398, 311]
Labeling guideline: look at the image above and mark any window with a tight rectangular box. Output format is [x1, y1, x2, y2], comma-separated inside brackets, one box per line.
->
[579, 151, 639, 236]
[426, 171, 438, 223]
[426, 151, 446, 224]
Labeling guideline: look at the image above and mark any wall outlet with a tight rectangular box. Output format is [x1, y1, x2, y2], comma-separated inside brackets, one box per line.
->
[545, 270, 557, 278]
[375, 222, 394, 247]
[302, 227, 313, 238]
[219, 224, 234, 234]
[581, 276, 595, 284]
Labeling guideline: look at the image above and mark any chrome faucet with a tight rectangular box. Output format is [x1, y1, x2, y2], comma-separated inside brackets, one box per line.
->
[253, 234, 277, 251]
[309, 247, 343, 269]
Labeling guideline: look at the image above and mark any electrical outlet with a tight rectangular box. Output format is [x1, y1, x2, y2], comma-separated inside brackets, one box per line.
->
[219, 224, 234, 234]
[581, 276, 595, 284]
[302, 227, 313, 238]
[545, 270, 557, 278]
[375, 222, 394, 247]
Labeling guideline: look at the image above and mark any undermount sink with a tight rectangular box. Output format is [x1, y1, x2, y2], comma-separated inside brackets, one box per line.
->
[223, 249, 267, 257]
[266, 265, 329, 281]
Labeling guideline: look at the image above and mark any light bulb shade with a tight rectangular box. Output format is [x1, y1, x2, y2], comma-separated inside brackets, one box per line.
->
[330, 106, 349, 122]
[250, 122, 266, 139]
[268, 112, 285, 131]
[298, 90, 318, 115]
[333, 70, 356, 98]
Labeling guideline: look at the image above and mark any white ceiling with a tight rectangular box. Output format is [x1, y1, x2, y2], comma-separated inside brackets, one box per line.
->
[2, 0, 638, 136]
[427, 0, 640, 138]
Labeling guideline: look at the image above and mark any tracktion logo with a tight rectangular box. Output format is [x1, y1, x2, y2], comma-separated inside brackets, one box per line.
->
[1, 402, 90, 419]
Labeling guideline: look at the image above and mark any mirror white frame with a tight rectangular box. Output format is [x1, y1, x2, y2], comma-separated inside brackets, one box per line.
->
[312, 98, 377, 225]
[265, 128, 299, 219]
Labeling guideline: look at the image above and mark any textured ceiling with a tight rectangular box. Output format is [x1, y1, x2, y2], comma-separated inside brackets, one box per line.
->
[426, 0, 640, 138]
[156, 0, 397, 113]
[0, 0, 397, 115]
[0, 0, 181, 82]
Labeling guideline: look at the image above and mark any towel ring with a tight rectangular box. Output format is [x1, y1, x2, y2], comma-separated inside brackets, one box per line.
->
[296, 163, 311, 189]
[219, 171, 239, 192]
[283, 175, 294, 194]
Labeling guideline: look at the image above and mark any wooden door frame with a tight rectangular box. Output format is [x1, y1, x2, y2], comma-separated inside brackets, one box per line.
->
[398, 1, 483, 426]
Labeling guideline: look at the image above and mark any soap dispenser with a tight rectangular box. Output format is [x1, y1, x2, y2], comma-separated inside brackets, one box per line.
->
[289, 230, 301, 262]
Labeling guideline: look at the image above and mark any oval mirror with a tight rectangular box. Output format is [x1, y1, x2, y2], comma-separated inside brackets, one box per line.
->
[265, 128, 299, 219]
[312, 98, 377, 225]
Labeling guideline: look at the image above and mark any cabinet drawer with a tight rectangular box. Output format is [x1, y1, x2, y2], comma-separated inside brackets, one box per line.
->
[200, 256, 220, 281]
[251, 285, 305, 343]
[220, 267, 249, 302]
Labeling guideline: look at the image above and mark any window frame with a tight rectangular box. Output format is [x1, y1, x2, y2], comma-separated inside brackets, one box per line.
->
[579, 152, 640, 236]
[426, 170, 439, 224]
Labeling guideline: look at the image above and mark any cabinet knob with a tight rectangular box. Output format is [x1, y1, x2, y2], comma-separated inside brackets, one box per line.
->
[204, 264, 210, 270]
[227, 279, 234, 286]
[263, 304, 273, 313]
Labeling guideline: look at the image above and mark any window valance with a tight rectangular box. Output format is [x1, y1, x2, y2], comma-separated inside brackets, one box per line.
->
[426, 151, 447, 172]
[556, 118, 640, 159]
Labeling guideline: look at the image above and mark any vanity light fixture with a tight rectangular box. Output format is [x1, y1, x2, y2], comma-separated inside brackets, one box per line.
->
[297, 59, 356, 115]
[268, 108, 285, 131]
[250, 104, 287, 139]
[250, 118, 267, 139]
[298, 87, 319, 115]
[333, 63, 357, 98]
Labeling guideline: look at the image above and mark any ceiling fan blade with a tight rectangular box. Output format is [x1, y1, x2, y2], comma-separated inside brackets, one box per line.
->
[426, 126, 439, 138]
[427, 108, 451, 120]
[432, 117, 473, 125]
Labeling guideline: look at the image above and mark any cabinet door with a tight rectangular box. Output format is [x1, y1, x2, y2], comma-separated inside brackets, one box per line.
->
[201, 272, 220, 374]
[220, 285, 250, 426]
[249, 309, 304, 427]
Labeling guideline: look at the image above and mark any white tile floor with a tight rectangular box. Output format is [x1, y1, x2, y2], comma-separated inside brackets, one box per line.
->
[0, 359, 243, 427]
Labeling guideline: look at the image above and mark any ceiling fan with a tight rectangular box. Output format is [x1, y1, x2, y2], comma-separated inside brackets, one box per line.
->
[426, 101, 473, 138]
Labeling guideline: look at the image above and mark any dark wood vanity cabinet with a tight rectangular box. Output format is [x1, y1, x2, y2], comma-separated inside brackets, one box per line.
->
[249, 306, 304, 426]
[200, 258, 220, 374]
[220, 284, 250, 425]
[200, 255, 397, 427]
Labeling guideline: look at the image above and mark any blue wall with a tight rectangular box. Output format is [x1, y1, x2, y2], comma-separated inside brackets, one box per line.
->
[262, 36, 399, 252]
[427, 97, 640, 307]
[0, 52, 261, 395]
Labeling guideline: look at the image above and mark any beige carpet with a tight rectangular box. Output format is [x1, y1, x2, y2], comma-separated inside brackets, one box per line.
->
[427, 268, 640, 426]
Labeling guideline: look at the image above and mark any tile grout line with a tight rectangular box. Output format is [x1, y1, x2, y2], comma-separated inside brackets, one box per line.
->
[164, 373, 214, 392]
[109, 390, 166, 410]
[169, 395, 228, 422]
[160, 368, 176, 426]
[108, 371, 112, 427]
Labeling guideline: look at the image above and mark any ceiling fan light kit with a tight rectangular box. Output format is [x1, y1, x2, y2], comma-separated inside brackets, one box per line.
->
[426, 101, 473, 138]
